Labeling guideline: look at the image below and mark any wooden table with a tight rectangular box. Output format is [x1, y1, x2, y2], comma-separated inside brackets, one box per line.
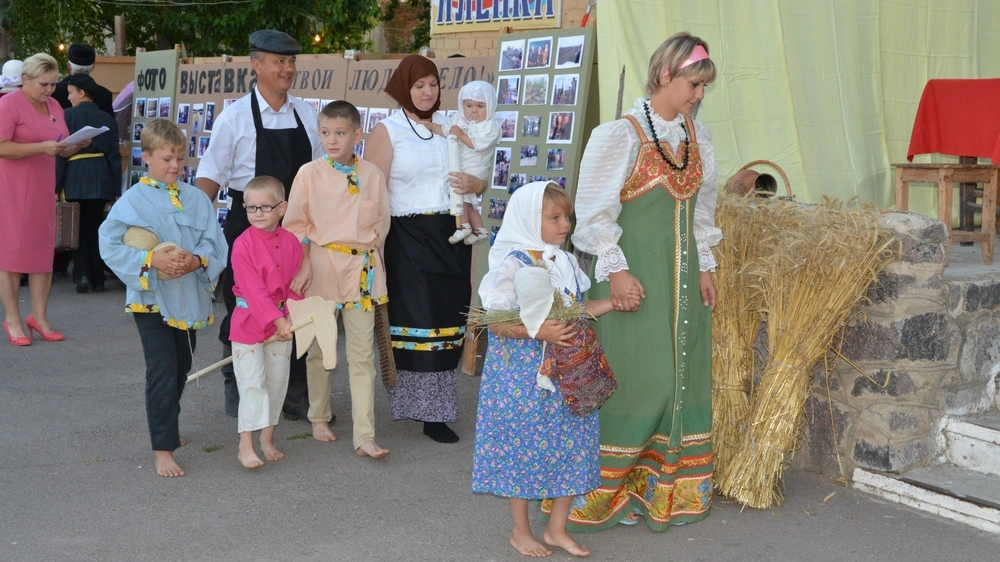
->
[894, 163, 999, 265]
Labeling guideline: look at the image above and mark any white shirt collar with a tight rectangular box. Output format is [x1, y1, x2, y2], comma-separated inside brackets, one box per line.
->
[254, 87, 292, 115]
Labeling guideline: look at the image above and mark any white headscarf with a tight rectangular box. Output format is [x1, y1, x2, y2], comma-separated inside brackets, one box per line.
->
[454, 80, 497, 127]
[479, 181, 583, 321]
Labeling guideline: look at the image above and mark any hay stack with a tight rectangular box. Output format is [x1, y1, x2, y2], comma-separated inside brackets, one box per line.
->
[714, 199, 898, 509]
[122, 226, 181, 280]
[710, 194, 768, 478]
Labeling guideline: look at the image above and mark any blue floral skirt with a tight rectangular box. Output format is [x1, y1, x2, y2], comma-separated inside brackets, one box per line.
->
[472, 333, 600, 499]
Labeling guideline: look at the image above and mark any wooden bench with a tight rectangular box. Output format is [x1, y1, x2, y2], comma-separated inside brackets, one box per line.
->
[894, 163, 999, 265]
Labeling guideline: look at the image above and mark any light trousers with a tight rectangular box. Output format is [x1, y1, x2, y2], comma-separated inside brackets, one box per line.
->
[306, 307, 377, 449]
[233, 340, 293, 433]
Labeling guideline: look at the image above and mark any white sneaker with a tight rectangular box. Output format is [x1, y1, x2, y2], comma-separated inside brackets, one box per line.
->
[449, 227, 472, 244]
[464, 228, 489, 245]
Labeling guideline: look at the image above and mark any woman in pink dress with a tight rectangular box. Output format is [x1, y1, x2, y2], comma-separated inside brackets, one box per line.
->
[0, 53, 87, 346]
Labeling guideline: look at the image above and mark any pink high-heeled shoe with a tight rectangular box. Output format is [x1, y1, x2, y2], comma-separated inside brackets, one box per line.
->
[3, 320, 31, 346]
[25, 314, 64, 342]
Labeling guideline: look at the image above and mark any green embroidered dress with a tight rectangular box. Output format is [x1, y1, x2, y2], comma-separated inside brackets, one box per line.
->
[554, 100, 721, 532]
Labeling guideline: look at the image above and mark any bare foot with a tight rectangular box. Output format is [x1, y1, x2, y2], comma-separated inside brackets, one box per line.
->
[153, 450, 185, 477]
[260, 442, 285, 462]
[311, 422, 337, 442]
[356, 440, 390, 459]
[543, 529, 590, 557]
[178, 436, 187, 447]
[510, 531, 552, 558]
[238, 445, 264, 469]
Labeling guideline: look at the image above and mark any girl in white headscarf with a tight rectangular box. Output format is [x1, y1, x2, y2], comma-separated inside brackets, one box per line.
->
[447, 80, 500, 245]
[472, 181, 618, 558]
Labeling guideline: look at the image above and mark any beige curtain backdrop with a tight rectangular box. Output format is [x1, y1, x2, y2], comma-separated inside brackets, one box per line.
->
[596, 0, 1000, 217]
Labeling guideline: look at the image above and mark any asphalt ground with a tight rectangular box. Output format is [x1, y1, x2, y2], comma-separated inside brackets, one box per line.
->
[2, 275, 998, 561]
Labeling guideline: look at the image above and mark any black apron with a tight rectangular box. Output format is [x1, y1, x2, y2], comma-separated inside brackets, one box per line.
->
[218, 89, 313, 343]
[218, 88, 315, 414]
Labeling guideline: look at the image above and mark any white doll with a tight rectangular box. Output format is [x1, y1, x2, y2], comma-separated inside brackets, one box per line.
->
[447, 80, 501, 245]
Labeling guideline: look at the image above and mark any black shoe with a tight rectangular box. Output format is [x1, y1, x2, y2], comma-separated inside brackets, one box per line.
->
[423, 422, 460, 443]
[92, 280, 105, 293]
[75, 275, 90, 294]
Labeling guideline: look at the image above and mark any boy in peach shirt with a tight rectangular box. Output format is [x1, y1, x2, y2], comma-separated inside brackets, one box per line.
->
[284, 101, 391, 458]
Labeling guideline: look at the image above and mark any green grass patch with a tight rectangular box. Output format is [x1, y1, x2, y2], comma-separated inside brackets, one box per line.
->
[202, 444, 225, 453]
[287, 432, 313, 440]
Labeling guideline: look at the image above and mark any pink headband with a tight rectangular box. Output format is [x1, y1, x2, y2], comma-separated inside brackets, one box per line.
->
[661, 44, 710, 80]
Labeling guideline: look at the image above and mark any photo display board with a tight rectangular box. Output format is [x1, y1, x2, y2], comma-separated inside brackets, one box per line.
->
[472, 26, 598, 306]
[127, 49, 182, 192]
[125, 52, 493, 227]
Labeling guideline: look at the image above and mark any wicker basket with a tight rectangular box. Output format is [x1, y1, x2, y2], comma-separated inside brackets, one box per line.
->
[724, 160, 793, 199]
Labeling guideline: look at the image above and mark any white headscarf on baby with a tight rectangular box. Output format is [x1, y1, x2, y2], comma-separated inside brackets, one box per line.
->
[455, 80, 497, 126]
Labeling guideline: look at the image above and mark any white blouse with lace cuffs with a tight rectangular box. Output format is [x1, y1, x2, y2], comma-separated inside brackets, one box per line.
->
[572, 98, 722, 281]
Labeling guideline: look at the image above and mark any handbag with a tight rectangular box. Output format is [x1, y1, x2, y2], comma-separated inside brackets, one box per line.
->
[55, 201, 80, 251]
[539, 317, 617, 417]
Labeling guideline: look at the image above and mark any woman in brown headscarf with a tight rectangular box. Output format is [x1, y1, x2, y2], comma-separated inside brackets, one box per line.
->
[366, 55, 487, 443]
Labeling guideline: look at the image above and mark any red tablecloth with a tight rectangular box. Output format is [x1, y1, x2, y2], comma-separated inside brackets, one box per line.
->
[907, 78, 1000, 165]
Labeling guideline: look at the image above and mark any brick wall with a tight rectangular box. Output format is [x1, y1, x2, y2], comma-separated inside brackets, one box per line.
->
[429, 0, 593, 57]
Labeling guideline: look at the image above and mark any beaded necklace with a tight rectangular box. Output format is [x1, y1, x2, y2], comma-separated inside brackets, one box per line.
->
[139, 176, 184, 212]
[643, 101, 689, 171]
[325, 154, 360, 194]
[404, 111, 434, 141]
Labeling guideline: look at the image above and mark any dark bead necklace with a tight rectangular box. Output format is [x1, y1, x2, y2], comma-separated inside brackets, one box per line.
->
[643, 101, 688, 170]
[404, 111, 434, 141]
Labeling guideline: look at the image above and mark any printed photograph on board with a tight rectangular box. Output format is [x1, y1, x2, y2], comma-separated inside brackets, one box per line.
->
[489, 225, 501, 246]
[492, 147, 512, 190]
[223, 98, 237, 110]
[191, 103, 203, 134]
[546, 148, 566, 170]
[304, 98, 320, 113]
[525, 37, 552, 69]
[366, 108, 388, 133]
[551, 74, 579, 106]
[134, 98, 146, 118]
[555, 35, 585, 69]
[204, 102, 216, 132]
[354, 139, 365, 159]
[131, 147, 144, 167]
[217, 208, 228, 228]
[522, 75, 549, 106]
[158, 97, 170, 119]
[547, 111, 574, 144]
[520, 144, 538, 167]
[499, 38, 525, 71]
[145, 98, 158, 119]
[496, 111, 519, 142]
[129, 171, 142, 186]
[217, 186, 228, 203]
[508, 173, 528, 194]
[176, 103, 190, 125]
[496, 76, 520, 105]
[132, 123, 144, 142]
[521, 115, 541, 138]
[198, 136, 211, 157]
[357, 107, 368, 130]
[488, 197, 508, 219]
[188, 136, 197, 158]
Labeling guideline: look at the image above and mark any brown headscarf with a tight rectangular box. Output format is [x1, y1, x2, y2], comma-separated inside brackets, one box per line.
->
[385, 55, 441, 120]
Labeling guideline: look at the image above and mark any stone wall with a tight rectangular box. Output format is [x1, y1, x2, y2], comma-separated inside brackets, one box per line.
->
[429, 0, 593, 57]
[797, 212, 1000, 476]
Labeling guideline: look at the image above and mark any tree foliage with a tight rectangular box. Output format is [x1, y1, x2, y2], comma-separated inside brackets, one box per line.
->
[0, 0, 398, 62]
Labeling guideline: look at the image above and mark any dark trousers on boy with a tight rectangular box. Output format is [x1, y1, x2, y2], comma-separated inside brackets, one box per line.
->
[67, 199, 109, 291]
[134, 313, 196, 451]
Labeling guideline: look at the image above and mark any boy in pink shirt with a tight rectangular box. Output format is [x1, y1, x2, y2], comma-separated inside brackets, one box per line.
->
[230, 175, 308, 469]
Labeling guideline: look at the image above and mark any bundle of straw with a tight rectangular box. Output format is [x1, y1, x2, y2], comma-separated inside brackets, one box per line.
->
[467, 290, 587, 329]
[710, 194, 769, 477]
[715, 199, 898, 509]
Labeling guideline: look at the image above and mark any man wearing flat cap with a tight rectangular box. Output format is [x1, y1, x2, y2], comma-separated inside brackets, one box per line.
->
[56, 73, 121, 294]
[52, 44, 114, 117]
[197, 29, 324, 422]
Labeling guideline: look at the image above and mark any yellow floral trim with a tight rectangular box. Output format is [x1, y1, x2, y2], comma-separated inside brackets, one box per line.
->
[124, 304, 213, 330]
[337, 294, 388, 310]
[139, 251, 153, 291]
[320, 242, 380, 311]
[197, 254, 208, 271]
[391, 337, 464, 351]
[140, 176, 184, 212]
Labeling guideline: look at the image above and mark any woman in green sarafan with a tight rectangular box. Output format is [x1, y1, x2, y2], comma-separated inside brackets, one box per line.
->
[546, 32, 721, 531]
